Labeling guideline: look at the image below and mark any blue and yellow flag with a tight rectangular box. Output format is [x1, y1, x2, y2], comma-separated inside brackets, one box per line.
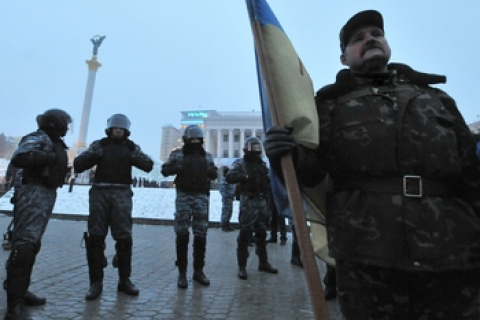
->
[246, 0, 333, 266]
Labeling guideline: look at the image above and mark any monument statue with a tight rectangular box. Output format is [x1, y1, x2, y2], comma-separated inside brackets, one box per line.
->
[90, 35, 106, 56]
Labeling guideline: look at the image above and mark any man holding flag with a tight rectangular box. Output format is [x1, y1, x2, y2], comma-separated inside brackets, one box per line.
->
[264, 9, 480, 320]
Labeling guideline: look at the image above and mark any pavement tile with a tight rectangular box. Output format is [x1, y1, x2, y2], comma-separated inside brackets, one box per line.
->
[0, 215, 344, 320]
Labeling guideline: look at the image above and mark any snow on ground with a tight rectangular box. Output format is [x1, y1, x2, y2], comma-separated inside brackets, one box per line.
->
[0, 158, 239, 223]
[0, 185, 239, 223]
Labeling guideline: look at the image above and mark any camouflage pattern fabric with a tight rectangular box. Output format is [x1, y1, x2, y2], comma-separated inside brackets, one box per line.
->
[336, 260, 480, 320]
[11, 184, 56, 248]
[238, 196, 269, 230]
[292, 68, 480, 272]
[236, 196, 269, 266]
[174, 191, 209, 237]
[88, 186, 133, 239]
[219, 177, 235, 224]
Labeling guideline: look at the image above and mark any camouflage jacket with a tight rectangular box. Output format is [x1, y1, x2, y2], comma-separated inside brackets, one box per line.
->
[219, 177, 236, 199]
[161, 147, 217, 193]
[293, 63, 480, 271]
[11, 129, 68, 188]
[227, 155, 269, 197]
[74, 137, 154, 185]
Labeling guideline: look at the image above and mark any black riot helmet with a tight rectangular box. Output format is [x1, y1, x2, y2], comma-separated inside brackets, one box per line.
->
[182, 125, 204, 144]
[36, 108, 72, 137]
[105, 114, 131, 137]
[243, 136, 263, 155]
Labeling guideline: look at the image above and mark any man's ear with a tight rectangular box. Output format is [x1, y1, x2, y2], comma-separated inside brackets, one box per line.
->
[340, 53, 347, 66]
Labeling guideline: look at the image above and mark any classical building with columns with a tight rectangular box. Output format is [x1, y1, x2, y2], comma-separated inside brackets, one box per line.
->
[469, 120, 480, 134]
[160, 110, 263, 162]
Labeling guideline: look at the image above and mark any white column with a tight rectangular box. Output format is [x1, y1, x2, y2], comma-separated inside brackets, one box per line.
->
[228, 129, 233, 158]
[77, 57, 102, 150]
[217, 129, 222, 159]
[240, 129, 245, 151]
[205, 128, 211, 153]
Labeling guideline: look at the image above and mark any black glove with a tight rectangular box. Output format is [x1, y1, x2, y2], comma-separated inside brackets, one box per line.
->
[264, 125, 296, 159]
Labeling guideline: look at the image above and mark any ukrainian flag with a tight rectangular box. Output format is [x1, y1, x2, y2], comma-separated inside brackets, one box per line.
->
[246, 0, 333, 266]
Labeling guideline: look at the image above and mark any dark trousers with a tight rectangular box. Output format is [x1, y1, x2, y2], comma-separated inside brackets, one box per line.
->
[337, 260, 480, 320]
[268, 203, 286, 240]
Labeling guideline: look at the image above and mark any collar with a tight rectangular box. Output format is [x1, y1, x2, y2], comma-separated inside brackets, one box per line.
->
[316, 63, 446, 100]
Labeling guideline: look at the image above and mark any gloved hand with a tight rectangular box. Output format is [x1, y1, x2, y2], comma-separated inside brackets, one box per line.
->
[264, 125, 296, 159]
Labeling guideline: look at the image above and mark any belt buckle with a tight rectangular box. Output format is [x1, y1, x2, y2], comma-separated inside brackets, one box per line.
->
[403, 175, 422, 198]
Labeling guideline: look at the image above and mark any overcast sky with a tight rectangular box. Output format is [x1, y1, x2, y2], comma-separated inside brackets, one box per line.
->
[1, 1, 479, 159]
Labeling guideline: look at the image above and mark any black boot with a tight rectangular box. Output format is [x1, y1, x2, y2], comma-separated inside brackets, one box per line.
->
[24, 290, 46, 306]
[176, 233, 189, 289]
[85, 235, 105, 300]
[118, 278, 139, 296]
[237, 267, 247, 280]
[237, 229, 250, 280]
[221, 223, 235, 232]
[324, 286, 337, 301]
[5, 245, 35, 320]
[257, 243, 278, 274]
[291, 228, 303, 267]
[4, 303, 30, 320]
[323, 265, 337, 300]
[116, 237, 139, 296]
[85, 282, 103, 301]
[112, 254, 118, 268]
[193, 236, 210, 285]
[3, 283, 46, 306]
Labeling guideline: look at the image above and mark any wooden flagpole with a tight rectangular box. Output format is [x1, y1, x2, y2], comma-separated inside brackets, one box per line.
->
[248, 3, 330, 320]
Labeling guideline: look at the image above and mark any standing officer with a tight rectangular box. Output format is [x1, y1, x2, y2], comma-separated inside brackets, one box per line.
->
[219, 167, 236, 232]
[4, 109, 71, 320]
[74, 114, 153, 300]
[161, 125, 218, 289]
[226, 137, 278, 280]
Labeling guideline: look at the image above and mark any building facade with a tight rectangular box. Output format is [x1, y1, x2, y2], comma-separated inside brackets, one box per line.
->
[160, 110, 263, 162]
[468, 120, 480, 134]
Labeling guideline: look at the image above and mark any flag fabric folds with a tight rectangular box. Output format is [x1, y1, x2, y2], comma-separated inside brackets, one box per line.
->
[246, 0, 333, 266]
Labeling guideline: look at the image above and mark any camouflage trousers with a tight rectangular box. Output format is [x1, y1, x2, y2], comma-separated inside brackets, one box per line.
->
[337, 260, 480, 320]
[11, 184, 56, 249]
[221, 198, 234, 224]
[238, 196, 269, 241]
[88, 186, 133, 239]
[174, 191, 209, 237]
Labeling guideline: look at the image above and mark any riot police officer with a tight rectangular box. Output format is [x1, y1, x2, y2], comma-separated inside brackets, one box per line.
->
[4, 109, 71, 320]
[74, 114, 153, 300]
[161, 125, 218, 289]
[226, 137, 278, 280]
[219, 167, 236, 232]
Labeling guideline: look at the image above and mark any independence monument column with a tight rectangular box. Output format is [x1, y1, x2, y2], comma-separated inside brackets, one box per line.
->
[76, 35, 106, 153]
